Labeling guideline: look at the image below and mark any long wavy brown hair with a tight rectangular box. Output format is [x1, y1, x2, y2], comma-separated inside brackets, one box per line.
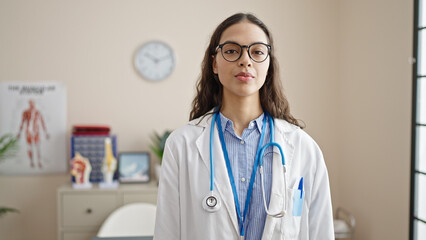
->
[189, 13, 302, 128]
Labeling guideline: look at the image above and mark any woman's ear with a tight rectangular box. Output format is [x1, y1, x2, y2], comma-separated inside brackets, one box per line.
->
[212, 55, 218, 74]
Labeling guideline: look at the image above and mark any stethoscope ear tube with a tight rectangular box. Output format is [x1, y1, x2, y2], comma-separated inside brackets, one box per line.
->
[209, 112, 218, 192]
[258, 116, 287, 218]
[259, 163, 287, 218]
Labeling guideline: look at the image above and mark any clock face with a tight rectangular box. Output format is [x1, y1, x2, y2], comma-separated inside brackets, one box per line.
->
[134, 41, 176, 81]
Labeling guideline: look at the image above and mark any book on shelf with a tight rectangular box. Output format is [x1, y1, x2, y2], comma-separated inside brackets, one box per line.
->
[70, 125, 117, 183]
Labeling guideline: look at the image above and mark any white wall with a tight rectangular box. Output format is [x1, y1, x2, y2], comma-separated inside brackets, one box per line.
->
[0, 0, 412, 239]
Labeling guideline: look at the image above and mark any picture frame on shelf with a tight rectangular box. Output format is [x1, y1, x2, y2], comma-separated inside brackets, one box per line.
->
[118, 152, 150, 183]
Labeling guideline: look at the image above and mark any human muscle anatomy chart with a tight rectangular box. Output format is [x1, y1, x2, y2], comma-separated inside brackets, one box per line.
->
[0, 82, 66, 174]
[16, 99, 50, 168]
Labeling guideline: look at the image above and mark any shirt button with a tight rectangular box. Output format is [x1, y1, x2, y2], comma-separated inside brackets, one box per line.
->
[241, 178, 246, 182]
[240, 140, 245, 145]
[250, 122, 255, 127]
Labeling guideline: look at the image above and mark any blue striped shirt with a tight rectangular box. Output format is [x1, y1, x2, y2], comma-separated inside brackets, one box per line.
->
[219, 113, 273, 240]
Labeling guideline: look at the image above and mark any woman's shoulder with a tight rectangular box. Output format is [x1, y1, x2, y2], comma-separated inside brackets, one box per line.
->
[274, 118, 321, 149]
[166, 114, 212, 144]
[273, 118, 300, 133]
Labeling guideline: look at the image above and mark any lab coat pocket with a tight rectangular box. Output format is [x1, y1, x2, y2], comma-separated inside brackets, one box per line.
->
[292, 188, 304, 217]
[281, 185, 303, 239]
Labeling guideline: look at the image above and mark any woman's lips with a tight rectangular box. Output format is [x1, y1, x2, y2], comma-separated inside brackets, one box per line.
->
[235, 72, 254, 82]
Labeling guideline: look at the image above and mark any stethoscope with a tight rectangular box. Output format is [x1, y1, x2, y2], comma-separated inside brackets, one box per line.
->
[202, 110, 288, 237]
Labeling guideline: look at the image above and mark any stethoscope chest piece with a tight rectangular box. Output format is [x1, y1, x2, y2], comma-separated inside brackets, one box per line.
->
[202, 193, 221, 213]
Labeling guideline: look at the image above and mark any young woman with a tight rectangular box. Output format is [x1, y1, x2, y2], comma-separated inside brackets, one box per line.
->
[154, 13, 334, 240]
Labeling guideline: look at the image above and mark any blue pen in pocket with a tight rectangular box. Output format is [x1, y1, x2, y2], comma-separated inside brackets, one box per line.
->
[293, 177, 304, 216]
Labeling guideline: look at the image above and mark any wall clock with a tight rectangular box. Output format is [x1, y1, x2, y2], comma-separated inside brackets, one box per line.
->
[134, 41, 176, 81]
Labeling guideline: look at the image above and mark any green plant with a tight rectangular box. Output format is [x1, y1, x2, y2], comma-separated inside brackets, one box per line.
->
[0, 133, 20, 217]
[0, 207, 19, 217]
[0, 134, 19, 161]
[149, 130, 172, 164]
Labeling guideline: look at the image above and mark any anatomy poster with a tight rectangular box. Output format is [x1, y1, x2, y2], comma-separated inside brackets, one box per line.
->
[0, 82, 67, 174]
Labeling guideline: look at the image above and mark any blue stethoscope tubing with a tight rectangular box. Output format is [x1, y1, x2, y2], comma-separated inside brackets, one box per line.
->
[205, 109, 288, 237]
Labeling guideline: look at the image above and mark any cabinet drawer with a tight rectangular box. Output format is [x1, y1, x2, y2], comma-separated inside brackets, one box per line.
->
[62, 193, 118, 227]
[123, 193, 157, 205]
[63, 231, 96, 240]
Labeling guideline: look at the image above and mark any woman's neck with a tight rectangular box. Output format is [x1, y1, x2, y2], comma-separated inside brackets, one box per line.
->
[220, 95, 263, 137]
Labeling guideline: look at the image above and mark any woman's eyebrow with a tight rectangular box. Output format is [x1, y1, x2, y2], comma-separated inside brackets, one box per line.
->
[220, 40, 269, 45]
[221, 40, 239, 45]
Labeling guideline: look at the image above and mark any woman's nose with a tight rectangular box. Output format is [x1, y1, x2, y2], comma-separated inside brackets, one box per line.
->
[238, 49, 252, 67]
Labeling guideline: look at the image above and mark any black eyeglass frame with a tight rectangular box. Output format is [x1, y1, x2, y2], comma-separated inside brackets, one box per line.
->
[215, 41, 272, 63]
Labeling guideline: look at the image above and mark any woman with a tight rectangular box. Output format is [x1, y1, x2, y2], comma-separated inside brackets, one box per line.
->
[154, 13, 334, 240]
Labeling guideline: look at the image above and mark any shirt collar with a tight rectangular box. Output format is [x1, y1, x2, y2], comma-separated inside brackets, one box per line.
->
[218, 112, 265, 134]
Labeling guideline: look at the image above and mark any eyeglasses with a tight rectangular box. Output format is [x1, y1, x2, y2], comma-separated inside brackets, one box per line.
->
[215, 41, 271, 63]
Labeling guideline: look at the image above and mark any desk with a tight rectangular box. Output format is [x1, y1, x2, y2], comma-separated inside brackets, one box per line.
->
[92, 237, 153, 240]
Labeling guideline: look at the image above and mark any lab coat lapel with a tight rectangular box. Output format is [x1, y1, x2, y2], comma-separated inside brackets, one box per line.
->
[262, 119, 295, 239]
[194, 114, 240, 236]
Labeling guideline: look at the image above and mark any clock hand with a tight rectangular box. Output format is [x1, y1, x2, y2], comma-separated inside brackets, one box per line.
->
[144, 53, 160, 63]
[158, 54, 172, 62]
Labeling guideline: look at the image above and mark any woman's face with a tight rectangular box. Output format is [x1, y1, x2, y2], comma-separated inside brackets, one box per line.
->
[213, 21, 270, 100]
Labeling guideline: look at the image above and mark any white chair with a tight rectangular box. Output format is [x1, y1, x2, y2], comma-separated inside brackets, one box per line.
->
[97, 202, 157, 237]
[334, 207, 356, 240]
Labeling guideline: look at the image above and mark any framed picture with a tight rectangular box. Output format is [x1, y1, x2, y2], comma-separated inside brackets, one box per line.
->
[118, 152, 150, 183]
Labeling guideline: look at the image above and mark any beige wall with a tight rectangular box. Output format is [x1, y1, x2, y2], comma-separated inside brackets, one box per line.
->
[0, 0, 411, 239]
[338, 0, 413, 239]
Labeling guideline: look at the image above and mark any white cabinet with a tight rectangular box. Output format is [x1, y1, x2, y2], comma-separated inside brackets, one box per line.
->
[57, 183, 158, 240]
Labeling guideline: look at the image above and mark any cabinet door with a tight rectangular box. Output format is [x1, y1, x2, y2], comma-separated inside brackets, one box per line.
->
[61, 193, 118, 227]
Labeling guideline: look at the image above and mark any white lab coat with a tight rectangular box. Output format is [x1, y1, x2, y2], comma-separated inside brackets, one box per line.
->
[154, 113, 334, 240]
